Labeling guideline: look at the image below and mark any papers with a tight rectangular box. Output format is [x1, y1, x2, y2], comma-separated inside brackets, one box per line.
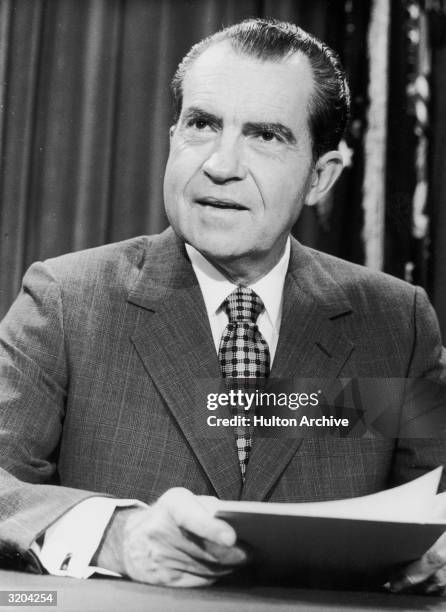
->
[213, 468, 446, 584]
[216, 467, 444, 523]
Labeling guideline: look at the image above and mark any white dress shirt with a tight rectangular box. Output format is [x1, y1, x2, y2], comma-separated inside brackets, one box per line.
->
[33, 237, 291, 577]
[185, 237, 290, 364]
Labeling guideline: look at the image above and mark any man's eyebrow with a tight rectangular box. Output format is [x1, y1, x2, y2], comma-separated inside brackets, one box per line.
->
[182, 107, 223, 128]
[243, 122, 296, 144]
[181, 109, 296, 144]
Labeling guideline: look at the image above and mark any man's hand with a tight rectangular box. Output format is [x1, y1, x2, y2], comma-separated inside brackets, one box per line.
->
[387, 531, 446, 595]
[94, 488, 247, 587]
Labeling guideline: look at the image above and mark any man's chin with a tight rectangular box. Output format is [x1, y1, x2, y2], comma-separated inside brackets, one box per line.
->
[191, 242, 246, 263]
[180, 229, 249, 261]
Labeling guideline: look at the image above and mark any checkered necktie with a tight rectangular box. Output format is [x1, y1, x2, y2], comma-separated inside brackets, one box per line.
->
[218, 287, 270, 479]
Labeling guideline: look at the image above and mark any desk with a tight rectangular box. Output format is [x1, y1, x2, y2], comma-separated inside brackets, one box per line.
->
[0, 570, 444, 612]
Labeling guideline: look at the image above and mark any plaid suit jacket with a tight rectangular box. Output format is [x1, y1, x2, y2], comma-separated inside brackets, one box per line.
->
[1, 227, 445, 564]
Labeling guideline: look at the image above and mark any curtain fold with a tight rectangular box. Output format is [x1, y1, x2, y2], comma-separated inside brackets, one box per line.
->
[1, 0, 346, 318]
[431, 40, 446, 339]
[0, 0, 45, 310]
[1, 0, 444, 332]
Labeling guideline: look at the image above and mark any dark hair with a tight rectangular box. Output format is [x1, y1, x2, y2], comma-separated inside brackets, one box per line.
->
[171, 18, 350, 159]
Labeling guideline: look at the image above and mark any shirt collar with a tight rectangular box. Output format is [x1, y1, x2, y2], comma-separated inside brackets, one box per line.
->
[185, 238, 290, 329]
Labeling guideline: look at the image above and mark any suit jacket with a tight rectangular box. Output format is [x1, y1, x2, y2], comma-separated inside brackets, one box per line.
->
[1, 227, 445, 566]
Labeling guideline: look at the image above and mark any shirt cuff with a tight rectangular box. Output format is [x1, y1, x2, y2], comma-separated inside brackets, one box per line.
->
[31, 496, 147, 578]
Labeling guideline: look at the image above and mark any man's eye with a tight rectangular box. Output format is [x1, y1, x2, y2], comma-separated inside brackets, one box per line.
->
[188, 119, 210, 130]
[261, 131, 274, 141]
[258, 130, 280, 143]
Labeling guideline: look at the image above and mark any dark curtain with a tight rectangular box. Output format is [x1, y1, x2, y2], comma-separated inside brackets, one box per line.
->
[0, 0, 361, 318]
[385, 1, 446, 339]
[385, 0, 418, 282]
[1, 0, 445, 336]
[430, 13, 446, 340]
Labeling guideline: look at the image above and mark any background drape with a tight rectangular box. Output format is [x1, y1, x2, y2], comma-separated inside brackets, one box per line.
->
[430, 8, 446, 341]
[1, 0, 445, 339]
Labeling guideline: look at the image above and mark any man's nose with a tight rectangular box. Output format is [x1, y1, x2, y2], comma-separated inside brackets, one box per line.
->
[202, 134, 247, 183]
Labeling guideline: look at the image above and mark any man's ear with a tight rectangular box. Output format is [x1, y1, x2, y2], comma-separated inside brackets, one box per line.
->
[305, 151, 344, 206]
[169, 125, 176, 141]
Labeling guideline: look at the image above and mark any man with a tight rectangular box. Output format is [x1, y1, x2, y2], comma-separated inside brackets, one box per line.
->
[1, 18, 446, 592]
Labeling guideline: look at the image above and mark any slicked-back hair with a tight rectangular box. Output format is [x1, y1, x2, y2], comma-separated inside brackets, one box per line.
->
[171, 18, 350, 159]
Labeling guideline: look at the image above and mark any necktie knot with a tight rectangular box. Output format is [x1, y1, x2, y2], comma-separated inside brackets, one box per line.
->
[223, 287, 264, 324]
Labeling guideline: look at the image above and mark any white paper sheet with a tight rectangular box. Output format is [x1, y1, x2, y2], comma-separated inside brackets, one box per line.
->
[214, 467, 444, 523]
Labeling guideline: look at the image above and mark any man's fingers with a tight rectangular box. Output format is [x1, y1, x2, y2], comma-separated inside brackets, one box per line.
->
[180, 527, 247, 566]
[131, 541, 236, 578]
[387, 533, 446, 592]
[201, 537, 249, 565]
[388, 559, 436, 592]
[142, 528, 245, 574]
[425, 568, 446, 594]
[159, 488, 237, 547]
[164, 570, 218, 588]
[121, 516, 237, 585]
[125, 504, 244, 568]
[119, 488, 248, 586]
[130, 558, 222, 587]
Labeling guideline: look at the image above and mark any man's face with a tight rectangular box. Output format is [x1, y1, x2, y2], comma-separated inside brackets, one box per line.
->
[164, 42, 316, 278]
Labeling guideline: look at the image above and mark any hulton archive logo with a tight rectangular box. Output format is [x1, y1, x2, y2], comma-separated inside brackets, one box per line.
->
[196, 378, 446, 438]
[206, 388, 349, 429]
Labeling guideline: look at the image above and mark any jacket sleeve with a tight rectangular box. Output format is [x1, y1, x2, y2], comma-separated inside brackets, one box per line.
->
[0, 262, 100, 571]
[407, 286, 446, 381]
[391, 286, 446, 492]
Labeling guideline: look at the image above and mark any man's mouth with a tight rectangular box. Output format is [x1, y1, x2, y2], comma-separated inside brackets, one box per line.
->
[195, 197, 248, 211]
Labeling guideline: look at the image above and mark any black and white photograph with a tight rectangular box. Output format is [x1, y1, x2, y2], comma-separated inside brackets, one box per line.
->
[1, 0, 446, 610]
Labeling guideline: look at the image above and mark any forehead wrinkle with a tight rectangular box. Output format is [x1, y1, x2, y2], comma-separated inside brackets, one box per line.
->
[182, 43, 314, 137]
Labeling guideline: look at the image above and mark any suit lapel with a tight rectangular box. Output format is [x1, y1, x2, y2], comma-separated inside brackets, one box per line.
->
[127, 230, 356, 502]
[242, 239, 354, 501]
[127, 229, 242, 500]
